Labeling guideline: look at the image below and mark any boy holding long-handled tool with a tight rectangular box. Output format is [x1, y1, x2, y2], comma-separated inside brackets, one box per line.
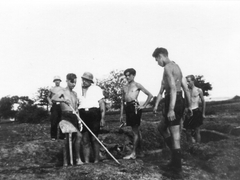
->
[52, 73, 83, 166]
[53, 72, 120, 165]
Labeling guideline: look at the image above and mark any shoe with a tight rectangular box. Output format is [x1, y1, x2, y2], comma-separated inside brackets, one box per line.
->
[76, 159, 84, 166]
[123, 154, 136, 160]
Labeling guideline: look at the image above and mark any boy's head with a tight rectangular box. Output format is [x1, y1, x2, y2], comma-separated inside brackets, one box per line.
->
[124, 68, 136, 76]
[67, 73, 77, 82]
[124, 68, 136, 83]
[186, 75, 195, 89]
[66, 73, 77, 89]
[152, 47, 168, 58]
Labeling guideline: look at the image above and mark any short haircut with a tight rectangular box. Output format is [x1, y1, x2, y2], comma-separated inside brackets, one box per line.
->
[186, 75, 195, 82]
[152, 47, 168, 58]
[124, 68, 136, 76]
[66, 73, 77, 82]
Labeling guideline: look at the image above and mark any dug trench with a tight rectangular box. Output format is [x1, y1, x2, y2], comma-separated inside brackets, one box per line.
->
[0, 110, 240, 180]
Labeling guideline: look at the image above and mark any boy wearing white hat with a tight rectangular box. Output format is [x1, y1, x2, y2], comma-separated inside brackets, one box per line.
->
[47, 75, 63, 140]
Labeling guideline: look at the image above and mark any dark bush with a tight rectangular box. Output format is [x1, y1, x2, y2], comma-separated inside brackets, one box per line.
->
[16, 104, 49, 123]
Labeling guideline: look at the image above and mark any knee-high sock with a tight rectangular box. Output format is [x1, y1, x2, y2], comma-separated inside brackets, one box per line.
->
[172, 148, 182, 170]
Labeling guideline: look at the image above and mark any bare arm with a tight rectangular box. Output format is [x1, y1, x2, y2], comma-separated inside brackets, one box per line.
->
[99, 99, 106, 127]
[181, 77, 191, 108]
[136, 83, 153, 109]
[198, 88, 206, 118]
[47, 89, 53, 105]
[153, 80, 165, 113]
[119, 88, 125, 123]
[165, 67, 177, 121]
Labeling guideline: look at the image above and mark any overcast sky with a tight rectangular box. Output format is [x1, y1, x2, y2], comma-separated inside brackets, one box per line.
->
[0, 0, 239, 101]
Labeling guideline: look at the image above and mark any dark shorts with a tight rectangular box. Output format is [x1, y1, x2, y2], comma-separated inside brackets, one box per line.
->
[61, 111, 80, 131]
[163, 91, 185, 126]
[183, 108, 203, 129]
[125, 101, 142, 127]
[51, 103, 61, 113]
[79, 108, 101, 136]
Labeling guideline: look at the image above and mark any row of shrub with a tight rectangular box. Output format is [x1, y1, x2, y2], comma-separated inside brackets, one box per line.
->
[16, 105, 49, 123]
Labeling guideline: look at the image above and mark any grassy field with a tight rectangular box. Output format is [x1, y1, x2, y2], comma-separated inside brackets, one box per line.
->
[0, 98, 240, 180]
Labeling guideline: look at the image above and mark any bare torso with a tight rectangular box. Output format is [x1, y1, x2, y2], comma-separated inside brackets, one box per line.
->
[50, 86, 63, 99]
[163, 62, 182, 94]
[189, 87, 201, 109]
[122, 82, 140, 102]
[59, 88, 78, 111]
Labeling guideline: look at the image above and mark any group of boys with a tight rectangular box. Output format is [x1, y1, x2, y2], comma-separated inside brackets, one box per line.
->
[47, 47, 205, 176]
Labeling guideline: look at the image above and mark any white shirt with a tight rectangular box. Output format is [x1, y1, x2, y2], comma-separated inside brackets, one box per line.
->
[79, 85, 104, 109]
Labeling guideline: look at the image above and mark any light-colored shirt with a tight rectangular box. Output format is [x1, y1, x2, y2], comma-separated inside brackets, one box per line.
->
[79, 85, 104, 109]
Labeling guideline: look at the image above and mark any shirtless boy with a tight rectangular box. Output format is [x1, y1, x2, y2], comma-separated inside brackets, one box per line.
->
[47, 76, 63, 140]
[184, 75, 206, 144]
[51, 73, 83, 166]
[152, 47, 191, 175]
[120, 68, 153, 160]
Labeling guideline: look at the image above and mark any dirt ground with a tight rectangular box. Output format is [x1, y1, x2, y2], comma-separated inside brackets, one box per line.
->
[0, 100, 240, 180]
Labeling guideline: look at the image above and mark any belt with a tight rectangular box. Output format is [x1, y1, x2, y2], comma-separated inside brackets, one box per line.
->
[125, 100, 139, 106]
[192, 108, 200, 112]
[79, 107, 99, 111]
[62, 111, 74, 114]
[165, 91, 182, 96]
[53, 102, 60, 105]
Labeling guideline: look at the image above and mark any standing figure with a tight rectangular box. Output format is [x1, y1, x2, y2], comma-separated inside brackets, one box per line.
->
[51, 73, 83, 166]
[47, 75, 63, 140]
[78, 72, 106, 163]
[184, 75, 206, 144]
[120, 68, 153, 160]
[152, 47, 191, 176]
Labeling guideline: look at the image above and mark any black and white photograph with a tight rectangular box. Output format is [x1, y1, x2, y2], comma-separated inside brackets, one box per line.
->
[0, 0, 240, 179]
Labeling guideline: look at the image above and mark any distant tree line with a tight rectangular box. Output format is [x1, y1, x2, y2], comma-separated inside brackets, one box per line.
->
[0, 87, 49, 123]
[0, 71, 212, 123]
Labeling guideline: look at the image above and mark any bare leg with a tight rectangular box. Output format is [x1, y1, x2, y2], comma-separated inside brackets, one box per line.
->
[195, 127, 201, 143]
[82, 132, 91, 163]
[123, 125, 139, 159]
[169, 125, 181, 149]
[91, 135, 100, 163]
[137, 127, 144, 157]
[185, 129, 192, 143]
[75, 132, 83, 165]
[132, 125, 139, 156]
[158, 120, 171, 139]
